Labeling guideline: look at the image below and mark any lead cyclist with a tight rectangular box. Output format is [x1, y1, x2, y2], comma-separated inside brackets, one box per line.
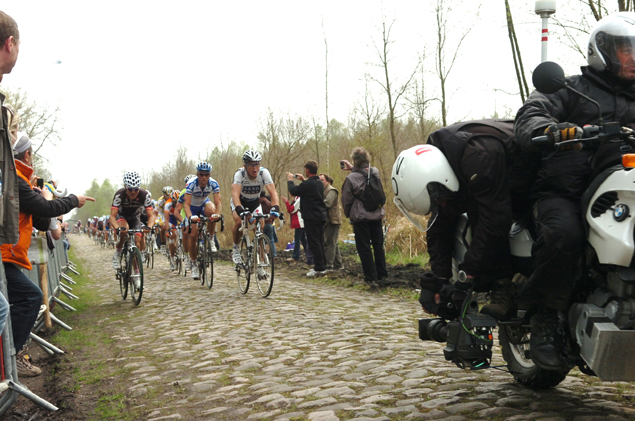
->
[231, 150, 280, 264]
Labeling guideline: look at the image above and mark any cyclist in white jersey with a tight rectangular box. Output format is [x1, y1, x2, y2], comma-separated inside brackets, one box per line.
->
[231, 150, 280, 263]
[184, 161, 222, 279]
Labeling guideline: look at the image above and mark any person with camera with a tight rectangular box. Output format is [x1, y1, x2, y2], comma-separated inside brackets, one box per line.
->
[393, 120, 518, 320]
[341, 147, 387, 285]
[319, 173, 342, 271]
[2, 133, 94, 376]
[287, 161, 327, 277]
[514, 12, 635, 371]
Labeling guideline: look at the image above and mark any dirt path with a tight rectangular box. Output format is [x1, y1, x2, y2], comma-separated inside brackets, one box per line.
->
[7, 235, 635, 420]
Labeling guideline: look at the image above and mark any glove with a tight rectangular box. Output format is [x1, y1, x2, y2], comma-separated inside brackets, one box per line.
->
[191, 215, 199, 223]
[270, 205, 280, 218]
[235, 206, 245, 216]
[544, 122, 583, 145]
[418, 272, 460, 320]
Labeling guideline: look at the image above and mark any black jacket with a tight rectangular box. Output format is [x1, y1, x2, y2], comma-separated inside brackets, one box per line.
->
[426, 120, 515, 287]
[18, 178, 79, 224]
[515, 66, 635, 200]
[288, 176, 326, 222]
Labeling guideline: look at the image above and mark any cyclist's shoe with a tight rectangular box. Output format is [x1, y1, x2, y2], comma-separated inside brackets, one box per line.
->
[112, 251, 122, 270]
[211, 242, 218, 252]
[16, 349, 41, 377]
[133, 276, 141, 290]
[232, 248, 242, 264]
[169, 258, 176, 271]
[257, 267, 267, 279]
[191, 264, 200, 280]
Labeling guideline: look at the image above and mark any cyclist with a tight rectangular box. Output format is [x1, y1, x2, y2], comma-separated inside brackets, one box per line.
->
[110, 171, 156, 270]
[183, 162, 221, 280]
[158, 186, 174, 251]
[231, 150, 280, 264]
[175, 174, 196, 266]
[164, 190, 181, 270]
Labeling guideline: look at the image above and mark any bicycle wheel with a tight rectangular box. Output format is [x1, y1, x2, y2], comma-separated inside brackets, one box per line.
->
[119, 252, 128, 300]
[203, 235, 214, 289]
[198, 235, 206, 286]
[128, 247, 144, 305]
[176, 243, 183, 275]
[237, 236, 250, 294]
[255, 234, 274, 297]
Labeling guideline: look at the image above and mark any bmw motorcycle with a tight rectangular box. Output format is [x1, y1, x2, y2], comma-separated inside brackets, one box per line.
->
[414, 61, 635, 388]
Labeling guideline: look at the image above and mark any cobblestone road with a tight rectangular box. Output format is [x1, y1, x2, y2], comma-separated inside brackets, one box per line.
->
[74, 235, 635, 421]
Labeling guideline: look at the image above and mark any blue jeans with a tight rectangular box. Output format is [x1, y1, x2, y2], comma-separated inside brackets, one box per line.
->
[4, 263, 43, 351]
[263, 224, 278, 258]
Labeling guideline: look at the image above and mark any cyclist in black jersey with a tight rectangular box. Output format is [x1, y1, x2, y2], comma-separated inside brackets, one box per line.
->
[110, 171, 155, 269]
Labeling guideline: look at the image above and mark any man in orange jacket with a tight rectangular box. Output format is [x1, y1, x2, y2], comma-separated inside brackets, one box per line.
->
[1, 134, 93, 376]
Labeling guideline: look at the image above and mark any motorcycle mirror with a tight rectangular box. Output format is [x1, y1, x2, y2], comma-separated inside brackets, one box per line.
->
[532, 61, 566, 94]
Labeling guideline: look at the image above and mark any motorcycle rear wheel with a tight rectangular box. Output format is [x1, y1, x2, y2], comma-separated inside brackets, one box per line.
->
[498, 324, 568, 389]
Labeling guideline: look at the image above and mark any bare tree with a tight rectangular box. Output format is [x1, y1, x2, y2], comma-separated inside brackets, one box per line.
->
[433, 0, 477, 127]
[323, 18, 330, 170]
[406, 52, 440, 144]
[369, 16, 419, 160]
[505, 0, 530, 103]
[1, 87, 62, 156]
[257, 109, 310, 195]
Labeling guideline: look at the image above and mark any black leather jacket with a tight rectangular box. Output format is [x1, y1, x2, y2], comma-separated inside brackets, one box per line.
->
[515, 66, 635, 200]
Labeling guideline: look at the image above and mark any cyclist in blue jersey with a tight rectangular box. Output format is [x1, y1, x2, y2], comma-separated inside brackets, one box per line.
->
[231, 150, 280, 263]
[183, 162, 222, 280]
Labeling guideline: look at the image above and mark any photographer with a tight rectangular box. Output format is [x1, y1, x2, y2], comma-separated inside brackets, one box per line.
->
[287, 161, 327, 277]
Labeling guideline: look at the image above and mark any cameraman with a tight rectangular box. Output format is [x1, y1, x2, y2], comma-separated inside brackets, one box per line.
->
[287, 160, 327, 277]
[393, 120, 521, 320]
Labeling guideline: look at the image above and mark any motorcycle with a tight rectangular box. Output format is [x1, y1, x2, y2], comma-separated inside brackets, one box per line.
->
[411, 61, 635, 388]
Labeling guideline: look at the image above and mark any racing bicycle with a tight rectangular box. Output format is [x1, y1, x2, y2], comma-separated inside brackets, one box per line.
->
[235, 212, 274, 297]
[115, 228, 146, 305]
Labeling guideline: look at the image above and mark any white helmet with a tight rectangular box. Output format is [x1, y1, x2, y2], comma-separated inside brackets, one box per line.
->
[391, 145, 459, 232]
[123, 171, 141, 188]
[588, 12, 635, 75]
[185, 174, 196, 185]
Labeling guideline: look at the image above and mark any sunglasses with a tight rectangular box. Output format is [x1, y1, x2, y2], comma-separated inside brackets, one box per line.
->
[198, 173, 211, 177]
[127, 188, 139, 192]
[246, 162, 260, 168]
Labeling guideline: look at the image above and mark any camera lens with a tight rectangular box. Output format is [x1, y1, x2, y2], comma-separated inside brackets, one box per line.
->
[419, 318, 448, 342]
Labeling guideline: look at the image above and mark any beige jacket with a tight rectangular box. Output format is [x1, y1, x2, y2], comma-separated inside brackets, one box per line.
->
[323, 184, 342, 225]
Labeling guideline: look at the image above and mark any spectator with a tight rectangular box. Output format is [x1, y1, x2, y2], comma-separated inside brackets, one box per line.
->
[287, 161, 327, 277]
[259, 191, 278, 258]
[341, 147, 387, 285]
[282, 196, 313, 264]
[319, 173, 342, 271]
[0, 10, 20, 368]
[2, 133, 94, 376]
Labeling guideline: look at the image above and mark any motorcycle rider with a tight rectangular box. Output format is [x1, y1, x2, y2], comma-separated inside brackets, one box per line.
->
[514, 12, 635, 371]
[393, 119, 526, 320]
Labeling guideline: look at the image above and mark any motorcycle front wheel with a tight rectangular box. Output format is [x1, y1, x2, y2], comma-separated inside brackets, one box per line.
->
[498, 324, 568, 389]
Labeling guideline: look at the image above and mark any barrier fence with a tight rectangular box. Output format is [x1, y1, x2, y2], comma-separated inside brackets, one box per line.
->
[0, 232, 81, 415]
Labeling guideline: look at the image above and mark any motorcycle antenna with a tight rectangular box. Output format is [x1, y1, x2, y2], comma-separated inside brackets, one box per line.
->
[535, 0, 556, 62]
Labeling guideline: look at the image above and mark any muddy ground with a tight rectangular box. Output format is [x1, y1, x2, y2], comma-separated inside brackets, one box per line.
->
[2, 244, 424, 420]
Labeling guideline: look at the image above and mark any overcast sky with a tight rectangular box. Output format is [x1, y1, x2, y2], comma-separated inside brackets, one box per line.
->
[1, 1, 587, 203]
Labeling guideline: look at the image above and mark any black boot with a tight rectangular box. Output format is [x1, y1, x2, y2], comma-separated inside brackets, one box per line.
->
[530, 307, 564, 370]
[480, 278, 516, 321]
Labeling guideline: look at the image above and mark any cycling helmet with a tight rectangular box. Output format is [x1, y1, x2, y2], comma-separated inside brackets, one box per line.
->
[171, 190, 180, 202]
[588, 12, 635, 76]
[162, 186, 174, 197]
[242, 150, 262, 163]
[391, 145, 459, 232]
[123, 171, 141, 188]
[185, 174, 196, 185]
[196, 161, 212, 172]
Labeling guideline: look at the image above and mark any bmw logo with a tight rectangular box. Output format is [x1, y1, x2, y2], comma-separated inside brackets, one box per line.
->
[613, 204, 630, 222]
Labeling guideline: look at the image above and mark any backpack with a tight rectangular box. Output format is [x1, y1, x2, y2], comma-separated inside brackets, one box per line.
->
[353, 167, 386, 212]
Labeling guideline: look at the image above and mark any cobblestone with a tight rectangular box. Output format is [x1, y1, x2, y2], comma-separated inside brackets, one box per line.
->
[73, 236, 635, 420]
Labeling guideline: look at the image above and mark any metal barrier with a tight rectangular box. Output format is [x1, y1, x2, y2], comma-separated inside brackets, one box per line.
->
[0, 232, 83, 415]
